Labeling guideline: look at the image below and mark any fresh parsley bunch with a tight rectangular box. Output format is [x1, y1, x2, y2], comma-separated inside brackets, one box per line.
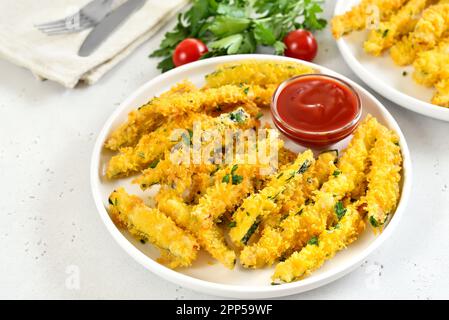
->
[150, 0, 327, 72]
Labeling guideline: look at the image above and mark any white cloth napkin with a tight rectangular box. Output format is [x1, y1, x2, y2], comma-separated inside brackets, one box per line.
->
[0, 0, 187, 88]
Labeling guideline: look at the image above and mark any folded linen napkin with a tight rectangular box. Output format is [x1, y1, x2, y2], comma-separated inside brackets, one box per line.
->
[0, 0, 187, 88]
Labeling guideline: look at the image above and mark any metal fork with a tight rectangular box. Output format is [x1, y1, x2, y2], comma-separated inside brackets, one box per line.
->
[35, 0, 114, 35]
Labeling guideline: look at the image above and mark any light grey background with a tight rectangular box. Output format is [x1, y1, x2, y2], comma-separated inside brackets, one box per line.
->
[0, 1, 448, 299]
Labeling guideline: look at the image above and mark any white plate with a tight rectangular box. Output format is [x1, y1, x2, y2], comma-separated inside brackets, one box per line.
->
[334, 0, 449, 122]
[91, 54, 412, 299]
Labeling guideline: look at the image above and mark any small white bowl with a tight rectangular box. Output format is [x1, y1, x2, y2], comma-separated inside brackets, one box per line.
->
[90, 54, 412, 299]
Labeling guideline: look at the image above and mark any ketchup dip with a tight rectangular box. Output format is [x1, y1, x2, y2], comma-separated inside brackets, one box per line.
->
[271, 74, 362, 148]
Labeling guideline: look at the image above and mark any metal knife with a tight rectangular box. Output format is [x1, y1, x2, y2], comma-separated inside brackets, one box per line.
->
[78, 0, 147, 57]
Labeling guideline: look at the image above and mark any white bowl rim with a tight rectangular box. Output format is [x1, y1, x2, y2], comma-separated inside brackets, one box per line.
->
[90, 54, 412, 298]
[334, 0, 449, 122]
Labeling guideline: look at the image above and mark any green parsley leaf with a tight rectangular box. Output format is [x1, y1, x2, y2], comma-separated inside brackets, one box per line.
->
[308, 236, 319, 246]
[222, 174, 231, 183]
[334, 201, 347, 220]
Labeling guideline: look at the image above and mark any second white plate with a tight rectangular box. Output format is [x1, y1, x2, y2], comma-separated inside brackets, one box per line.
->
[334, 0, 449, 122]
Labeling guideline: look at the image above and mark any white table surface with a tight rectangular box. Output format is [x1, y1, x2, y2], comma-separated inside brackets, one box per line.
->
[1, 1, 448, 300]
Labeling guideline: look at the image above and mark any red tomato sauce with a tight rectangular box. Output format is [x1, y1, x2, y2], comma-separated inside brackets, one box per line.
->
[271, 75, 361, 147]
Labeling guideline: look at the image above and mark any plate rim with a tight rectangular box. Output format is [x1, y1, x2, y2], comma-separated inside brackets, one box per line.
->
[334, 0, 449, 122]
[90, 54, 413, 298]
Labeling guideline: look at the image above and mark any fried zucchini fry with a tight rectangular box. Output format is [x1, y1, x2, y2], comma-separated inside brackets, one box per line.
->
[109, 188, 199, 268]
[105, 84, 259, 151]
[239, 151, 338, 268]
[272, 204, 366, 283]
[331, 0, 409, 39]
[364, 0, 430, 56]
[133, 151, 216, 195]
[413, 38, 449, 86]
[205, 60, 315, 89]
[105, 80, 197, 151]
[106, 113, 210, 178]
[432, 78, 449, 107]
[229, 150, 315, 247]
[106, 107, 257, 178]
[366, 125, 402, 231]
[391, 2, 449, 65]
[240, 116, 379, 268]
[156, 190, 236, 268]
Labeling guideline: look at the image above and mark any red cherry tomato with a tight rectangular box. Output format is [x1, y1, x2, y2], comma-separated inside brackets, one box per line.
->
[172, 38, 208, 67]
[283, 29, 318, 62]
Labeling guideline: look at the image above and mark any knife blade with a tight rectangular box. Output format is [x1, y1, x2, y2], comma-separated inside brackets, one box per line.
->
[78, 0, 146, 57]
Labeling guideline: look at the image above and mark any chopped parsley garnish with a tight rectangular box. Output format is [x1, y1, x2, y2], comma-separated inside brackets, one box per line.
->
[369, 216, 380, 228]
[334, 201, 347, 220]
[308, 236, 319, 246]
[298, 160, 311, 174]
[242, 218, 261, 245]
[228, 221, 237, 228]
[333, 170, 341, 177]
[149, 158, 160, 169]
[255, 112, 264, 120]
[232, 174, 243, 185]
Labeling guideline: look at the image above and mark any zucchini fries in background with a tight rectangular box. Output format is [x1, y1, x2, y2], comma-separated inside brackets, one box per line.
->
[332, 0, 449, 108]
[103, 60, 403, 284]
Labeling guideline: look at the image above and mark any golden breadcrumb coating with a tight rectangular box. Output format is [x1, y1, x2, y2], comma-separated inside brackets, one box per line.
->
[413, 37, 449, 87]
[155, 190, 236, 269]
[109, 188, 199, 268]
[106, 113, 211, 178]
[432, 79, 449, 107]
[205, 60, 315, 89]
[331, 0, 409, 39]
[366, 125, 402, 231]
[106, 107, 257, 178]
[364, 0, 430, 56]
[105, 80, 197, 151]
[272, 204, 366, 283]
[105, 84, 260, 151]
[239, 151, 338, 268]
[391, 2, 449, 65]
[229, 150, 315, 246]
[191, 164, 259, 227]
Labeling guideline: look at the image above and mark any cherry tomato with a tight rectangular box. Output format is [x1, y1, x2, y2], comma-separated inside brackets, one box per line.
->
[172, 38, 208, 67]
[283, 29, 318, 62]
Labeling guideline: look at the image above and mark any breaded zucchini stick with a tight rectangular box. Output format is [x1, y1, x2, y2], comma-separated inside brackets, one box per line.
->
[229, 150, 315, 246]
[432, 79, 449, 107]
[105, 84, 259, 151]
[240, 116, 379, 267]
[133, 151, 216, 194]
[205, 60, 315, 89]
[364, 0, 431, 56]
[413, 38, 449, 86]
[105, 80, 197, 151]
[109, 188, 199, 269]
[156, 190, 236, 269]
[331, 0, 409, 39]
[192, 164, 265, 230]
[239, 151, 338, 268]
[391, 2, 449, 65]
[106, 113, 210, 178]
[106, 107, 257, 178]
[366, 126, 402, 230]
[272, 204, 366, 283]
